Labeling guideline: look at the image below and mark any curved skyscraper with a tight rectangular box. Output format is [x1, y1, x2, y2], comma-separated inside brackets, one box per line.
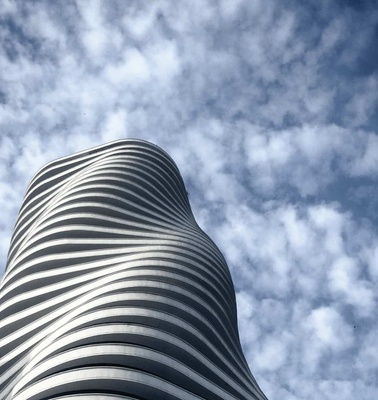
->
[0, 139, 268, 400]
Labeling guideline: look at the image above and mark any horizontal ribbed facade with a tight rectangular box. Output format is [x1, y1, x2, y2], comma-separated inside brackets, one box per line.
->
[0, 139, 268, 400]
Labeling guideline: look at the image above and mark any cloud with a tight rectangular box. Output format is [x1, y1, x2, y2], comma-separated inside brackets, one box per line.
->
[304, 306, 354, 354]
[328, 256, 375, 317]
[1, 1, 377, 399]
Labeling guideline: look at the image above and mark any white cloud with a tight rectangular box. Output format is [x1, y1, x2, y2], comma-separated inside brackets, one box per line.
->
[303, 306, 354, 371]
[0, 0, 17, 15]
[101, 109, 128, 142]
[319, 18, 344, 53]
[308, 205, 345, 255]
[328, 256, 375, 317]
[255, 334, 289, 371]
[356, 330, 378, 381]
[105, 48, 151, 85]
[219, 0, 246, 19]
[366, 243, 378, 282]
[349, 131, 378, 176]
[1, 1, 378, 399]
[242, 124, 378, 196]
[122, 5, 158, 40]
[279, 207, 315, 257]
[148, 40, 180, 82]
[345, 75, 378, 128]
[77, 0, 108, 59]
[306, 306, 353, 350]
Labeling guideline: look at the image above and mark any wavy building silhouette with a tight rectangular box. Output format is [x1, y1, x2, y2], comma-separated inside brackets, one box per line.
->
[0, 139, 268, 400]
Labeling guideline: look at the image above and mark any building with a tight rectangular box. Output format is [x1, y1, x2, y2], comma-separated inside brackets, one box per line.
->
[0, 139, 268, 400]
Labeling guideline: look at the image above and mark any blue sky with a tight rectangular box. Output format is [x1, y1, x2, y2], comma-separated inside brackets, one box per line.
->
[0, 1, 377, 398]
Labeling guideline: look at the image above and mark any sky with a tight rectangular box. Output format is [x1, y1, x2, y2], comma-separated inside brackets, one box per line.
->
[0, 0, 377, 398]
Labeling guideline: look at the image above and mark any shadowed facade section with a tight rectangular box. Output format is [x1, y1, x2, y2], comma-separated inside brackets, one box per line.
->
[0, 139, 268, 400]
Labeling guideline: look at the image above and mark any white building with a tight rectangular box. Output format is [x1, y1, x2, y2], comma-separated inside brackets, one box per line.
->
[0, 139, 267, 400]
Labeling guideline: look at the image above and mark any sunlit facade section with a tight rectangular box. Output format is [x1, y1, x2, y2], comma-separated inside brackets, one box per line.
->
[0, 139, 268, 400]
